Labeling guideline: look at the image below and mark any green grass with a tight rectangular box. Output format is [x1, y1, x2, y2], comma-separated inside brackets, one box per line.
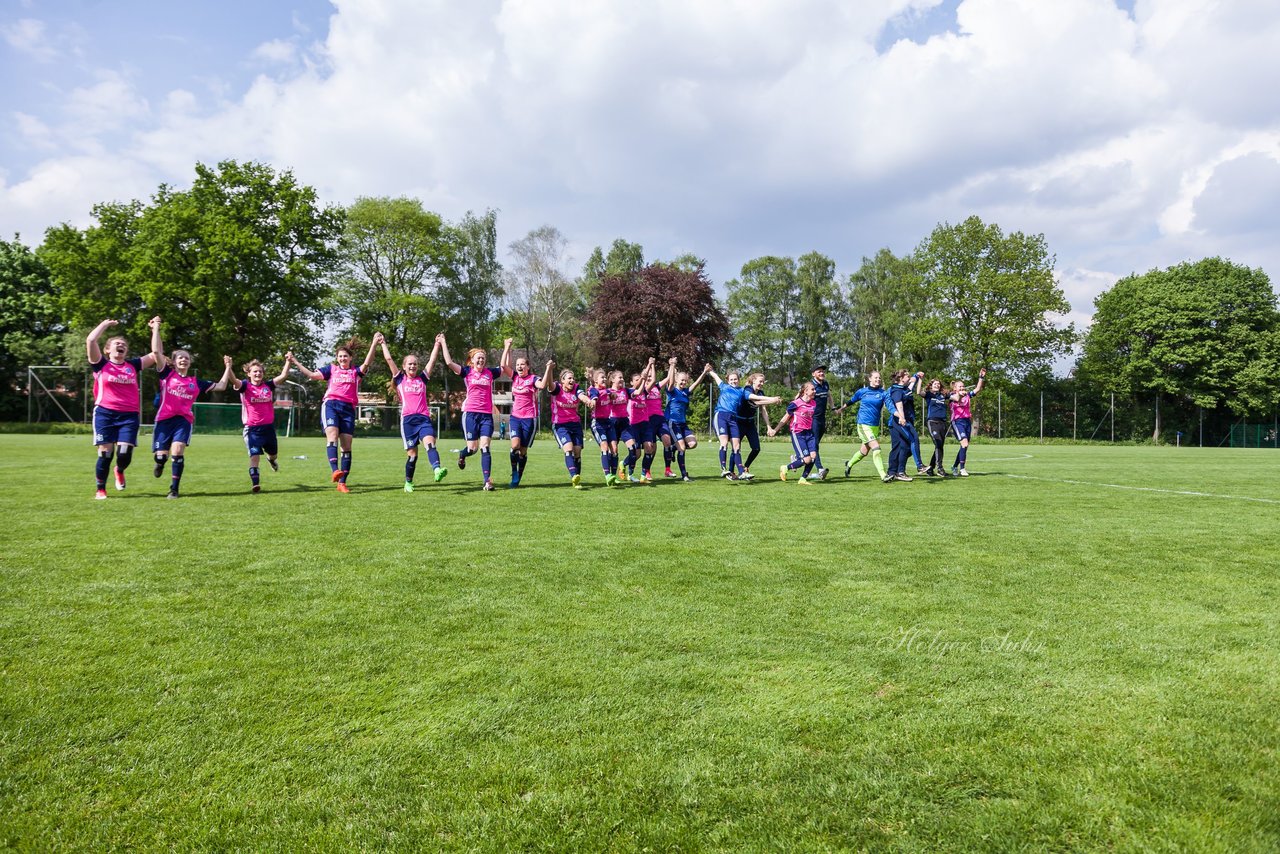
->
[1, 434, 1278, 851]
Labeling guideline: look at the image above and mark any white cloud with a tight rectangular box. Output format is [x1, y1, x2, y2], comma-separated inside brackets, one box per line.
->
[2, 17, 55, 60]
[252, 38, 297, 65]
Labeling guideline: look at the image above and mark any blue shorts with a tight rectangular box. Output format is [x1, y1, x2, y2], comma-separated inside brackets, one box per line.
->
[93, 407, 140, 447]
[629, 420, 654, 446]
[401, 413, 436, 449]
[510, 416, 536, 447]
[649, 415, 672, 443]
[669, 421, 695, 442]
[790, 428, 818, 459]
[323, 400, 356, 435]
[463, 411, 494, 441]
[951, 418, 972, 442]
[737, 418, 760, 451]
[591, 418, 616, 445]
[243, 425, 278, 457]
[618, 422, 636, 445]
[713, 410, 740, 439]
[152, 415, 193, 450]
[553, 422, 584, 449]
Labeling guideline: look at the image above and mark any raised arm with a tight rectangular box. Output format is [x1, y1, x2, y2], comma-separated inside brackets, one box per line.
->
[85, 318, 115, 363]
[423, 339, 441, 377]
[973, 368, 987, 396]
[769, 409, 791, 437]
[687, 363, 711, 391]
[380, 337, 398, 377]
[911, 371, 924, 395]
[641, 357, 656, 391]
[146, 316, 163, 370]
[439, 333, 462, 375]
[360, 333, 382, 372]
[209, 355, 234, 392]
[499, 338, 514, 377]
[658, 357, 678, 390]
[535, 359, 555, 391]
[705, 364, 722, 387]
[271, 353, 292, 385]
[290, 353, 324, 381]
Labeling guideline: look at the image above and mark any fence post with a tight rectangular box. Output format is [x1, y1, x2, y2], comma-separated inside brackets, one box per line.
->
[1073, 392, 1077, 441]
[27, 367, 32, 424]
[1199, 407, 1203, 448]
[1039, 391, 1044, 443]
[997, 389, 1002, 439]
[1110, 392, 1115, 442]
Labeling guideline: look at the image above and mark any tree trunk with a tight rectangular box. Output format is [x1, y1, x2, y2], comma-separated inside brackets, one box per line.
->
[1152, 394, 1161, 442]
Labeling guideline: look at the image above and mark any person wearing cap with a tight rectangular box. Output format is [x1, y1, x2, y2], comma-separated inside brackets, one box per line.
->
[809, 365, 831, 480]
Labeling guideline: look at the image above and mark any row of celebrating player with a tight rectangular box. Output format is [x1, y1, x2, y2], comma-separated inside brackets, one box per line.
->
[85, 319, 984, 498]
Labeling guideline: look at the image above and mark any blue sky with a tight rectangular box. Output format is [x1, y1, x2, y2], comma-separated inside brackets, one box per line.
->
[4, 0, 1279, 366]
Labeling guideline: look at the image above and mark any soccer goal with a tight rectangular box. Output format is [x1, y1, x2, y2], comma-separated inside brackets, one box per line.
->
[26, 366, 89, 424]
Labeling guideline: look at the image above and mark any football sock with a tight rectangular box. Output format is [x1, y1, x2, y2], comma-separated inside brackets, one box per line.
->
[406, 455, 417, 482]
[169, 454, 184, 491]
[677, 450, 687, 476]
[480, 448, 491, 480]
[564, 451, 578, 475]
[115, 445, 133, 472]
[326, 442, 339, 472]
[339, 451, 351, 483]
[510, 449, 521, 475]
[96, 448, 113, 489]
[249, 465, 260, 487]
[871, 448, 887, 478]
[427, 446, 441, 469]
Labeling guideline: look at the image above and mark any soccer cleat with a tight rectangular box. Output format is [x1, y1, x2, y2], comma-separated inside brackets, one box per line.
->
[617, 470, 629, 483]
[817, 467, 829, 481]
[665, 467, 675, 478]
[571, 473, 582, 489]
[895, 473, 913, 482]
[114, 468, 126, 491]
[336, 482, 350, 493]
[268, 458, 279, 472]
[951, 465, 959, 476]
[925, 467, 935, 477]
[882, 475, 895, 483]
[434, 466, 448, 482]
[606, 473, 618, 486]
[779, 464, 788, 482]
[797, 476, 814, 486]
[404, 481, 415, 493]
[682, 475, 693, 482]
[917, 467, 928, 476]
[741, 470, 755, 481]
[153, 460, 164, 478]
[482, 480, 494, 491]
[509, 473, 521, 489]
[959, 467, 970, 477]
[725, 470, 738, 481]
[455, 450, 466, 470]
[95, 489, 107, 500]
[331, 469, 343, 483]
[844, 459, 854, 477]
[166, 489, 179, 500]
[642, 473, 653, 483]
[252, 485, 261, 494]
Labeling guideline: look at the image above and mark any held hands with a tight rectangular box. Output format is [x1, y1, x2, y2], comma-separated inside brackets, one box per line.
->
[669, 357, 677, 366]
[767, 428, 777, 438]
[979, 368, 987, 378]
[148, 316, 162, 329]
[223, 355, 232, 366]
[503, 338, 513, 348]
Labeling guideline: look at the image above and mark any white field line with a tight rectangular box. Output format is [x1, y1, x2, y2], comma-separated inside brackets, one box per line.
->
[998, 473, 1280, 505]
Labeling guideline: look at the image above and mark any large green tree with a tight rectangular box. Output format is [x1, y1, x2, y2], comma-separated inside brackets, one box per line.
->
[914, 216, 1075, 379]
[847, 248, 948, 378]
[505, 225, 580, 365]
[725, 256, 797, 380]
[42, 160, 343, 368]
[440, 209, 503, 350]
[793, 251, 852, 375]
[580, 238, 644, 304]
[0, 237, 65, 418]
[329, 196, 452, 356]
[1077, 257, 1280, 437]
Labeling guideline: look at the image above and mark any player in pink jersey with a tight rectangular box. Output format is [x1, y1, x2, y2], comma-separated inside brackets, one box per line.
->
[381, 335, 445, 492]
[440, 334, 513, 491]
[229, 355, 291, 492]
[620, 360, 658, 484]
[149, 320, 234, 498]
[86, 316, 162, 499]
[586, 368, 621, 485]
[768, 381, 819, 484]
[506, 352, 542, 488]
[948, 368, 986, 476]
[290, 334, 382, 493]
[542, 361, 593, 488]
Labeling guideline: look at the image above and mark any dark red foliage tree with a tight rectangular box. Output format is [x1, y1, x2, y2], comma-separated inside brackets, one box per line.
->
[585, 262, 730, 372]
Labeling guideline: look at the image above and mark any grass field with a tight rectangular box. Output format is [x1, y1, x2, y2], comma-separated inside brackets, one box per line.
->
[1, 433, 1278, 851]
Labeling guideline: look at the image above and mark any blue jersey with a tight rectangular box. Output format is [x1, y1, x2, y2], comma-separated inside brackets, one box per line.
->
[849, 386, 887, 426]
[811, 378, 830, 420]
[923, 391, 949, 421]
[888, 383, 916, 423]
[715, 382, 747, 414]
[735, 387, 761, 422]
[665, 387, 691, 422]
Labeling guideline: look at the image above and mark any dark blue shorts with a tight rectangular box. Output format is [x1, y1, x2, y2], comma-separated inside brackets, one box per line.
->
[510, 416, 536, 447]
[951, 418, 972, 442]
[243, 425, 278, 457]
[323, 400, 357, 435]
[93, 407, 140, 447]
[401, 413, 436, 449]
[553, 422, 583, 449]
[463, 411, 494, 441]
[669, 421, 695, 442]
[591, 418, 616, 445]
[790, 428, 818, 459]
[152, 415, 193, 450]
[713, 410, 740, 439]
[649, 415, 672, 443]
[629, 420, 654, 446]
[618, 422, 636, 445]
[737, 418, 760, 451]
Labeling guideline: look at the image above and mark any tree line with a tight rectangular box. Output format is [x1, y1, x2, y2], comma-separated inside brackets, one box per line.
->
[2, 159, 1278, 437]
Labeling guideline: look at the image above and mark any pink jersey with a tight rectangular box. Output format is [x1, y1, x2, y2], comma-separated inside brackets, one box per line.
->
[788, 397, 817, 432]
[607, 388, 629, 420]
[627, 388, 649, 424]
[549, 382, 582, 424]
[589, 386, 611, 420]
[645, 385, 664, 418]
[950, 390, 977, 420]
[510, 372, 540, 419]
[92, 358, 142, 413]
[395, 371, 431, 417]
[155, 367, 211, 423]
[322, 364, 363, 405]
[240, 380, 276, 426]
[462, 365, 501, 413]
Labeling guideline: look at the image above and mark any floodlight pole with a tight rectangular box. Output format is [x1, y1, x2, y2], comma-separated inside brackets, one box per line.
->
[1110, 393, 1115, 442]
[997, 390, 1002, 439]
[1199, 407, 1203, 448]
[1073, 393, 1077, 441]
[1039, 391, 1044, 443]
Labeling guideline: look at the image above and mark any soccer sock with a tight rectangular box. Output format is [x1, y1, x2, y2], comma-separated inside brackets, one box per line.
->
[624, 446, 637, 472]
[850, 449, 866, 465]
[802, 461, 815, 478]
[663, 444, 673, 467]
[510, 449, 521, 476]
[519, 452, 529, 475]
[871, 448, 887, 478]
[115, 445, 133, 472]
[564, 451, 578, 476]
[339, 451, 351, 483]
[677, 450, 687, 476]
[154, 452, 167, 470]
[169, 455, 184, 492]
[601, 451, 611, 474]
[326, 442, 339, 472]
[480, 448, 492, 480]
[642, 452, 654, 475]
[406, 455, 417, 482]
[250, 465, 260, 487]
[719, 447, 727, 470]
[731, 451, 743, 474]
[744, 448, 759, 471]
[958, 445, 968, 466]
[96, 449, 113, 489]
[427, 446, 441, 469]
[458, 446, 473, 460]
[788, 458, 806, 470]
[610, 452, 619, 474]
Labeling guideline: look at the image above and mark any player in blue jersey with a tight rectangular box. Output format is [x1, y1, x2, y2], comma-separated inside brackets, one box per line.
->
[833, 370, 889, 481]
[735, 372, 770, 480]
[809, 365, 831, 479]
[885, 369, 924, 482]
[706, 367, 781, 481]
[922, 378, 952, 477]
[662, 359, 709, 482]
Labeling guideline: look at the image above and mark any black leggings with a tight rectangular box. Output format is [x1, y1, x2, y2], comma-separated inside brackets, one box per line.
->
[926, 419, 948, 470]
